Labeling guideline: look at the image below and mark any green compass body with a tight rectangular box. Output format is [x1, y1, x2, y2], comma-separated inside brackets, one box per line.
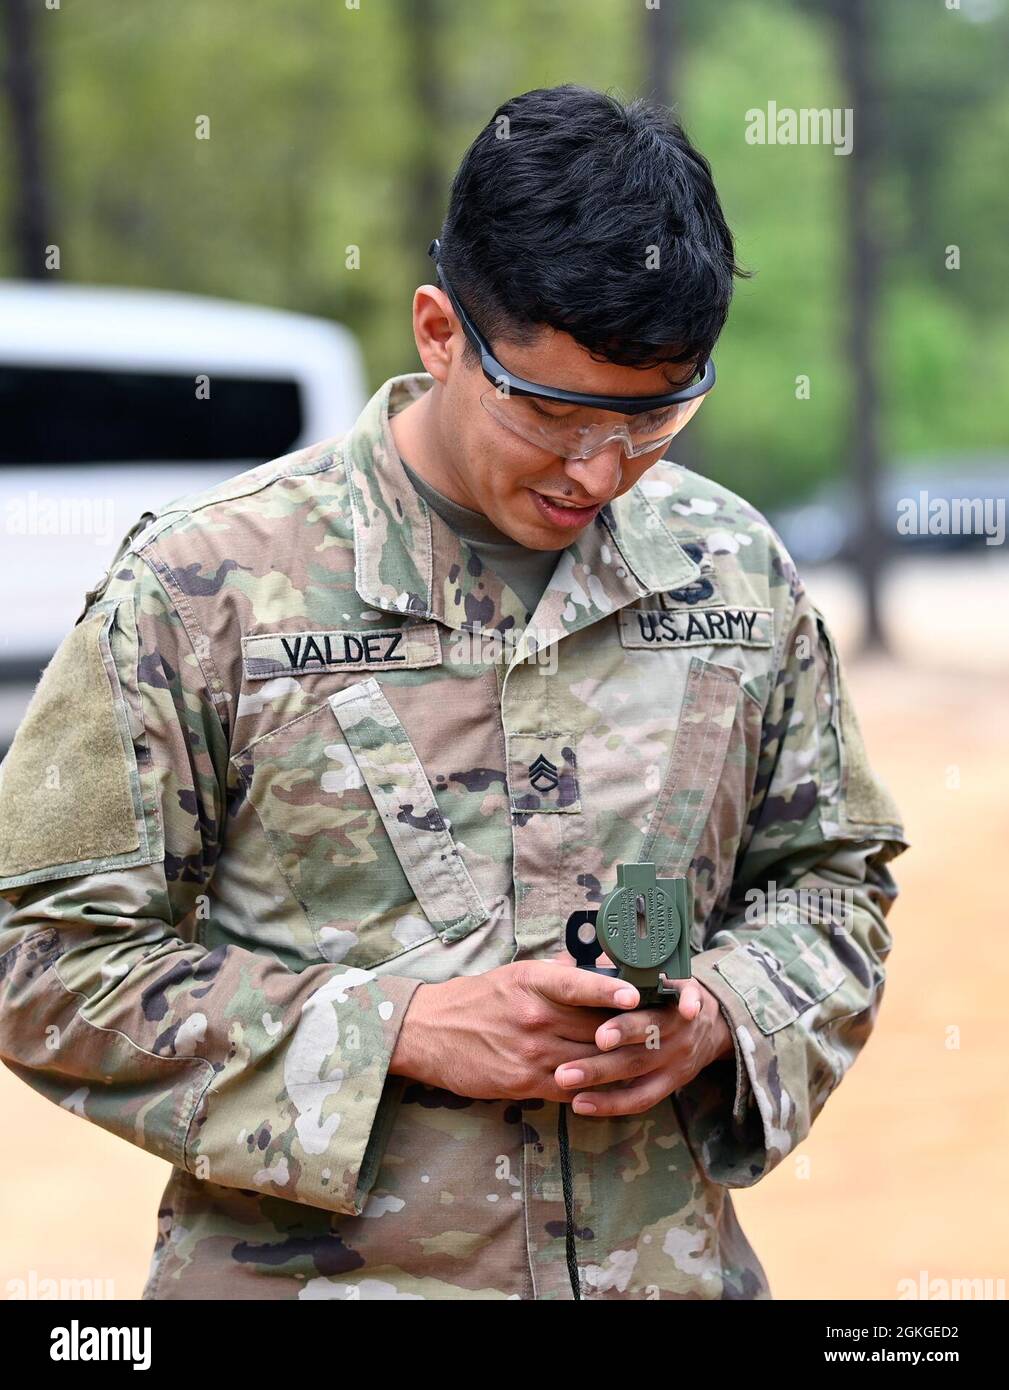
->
[595, 863, 693, 1007]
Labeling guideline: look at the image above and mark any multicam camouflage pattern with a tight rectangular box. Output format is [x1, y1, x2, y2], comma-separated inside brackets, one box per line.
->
[0, 372, 908, 1300]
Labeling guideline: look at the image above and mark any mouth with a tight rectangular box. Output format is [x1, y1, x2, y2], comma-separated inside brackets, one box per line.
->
[529, 489, 604, 529]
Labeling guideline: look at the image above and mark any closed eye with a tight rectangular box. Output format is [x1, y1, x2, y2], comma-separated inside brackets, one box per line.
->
[529, 399, 576, 420]
[636, 410, 677, 430]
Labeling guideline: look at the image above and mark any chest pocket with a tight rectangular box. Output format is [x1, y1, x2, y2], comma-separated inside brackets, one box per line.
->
[328, 679, 488, 940]
[234, 677, 490, 969]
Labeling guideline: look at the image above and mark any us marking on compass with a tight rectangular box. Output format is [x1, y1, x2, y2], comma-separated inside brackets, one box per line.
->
[528, 753, 559, 792]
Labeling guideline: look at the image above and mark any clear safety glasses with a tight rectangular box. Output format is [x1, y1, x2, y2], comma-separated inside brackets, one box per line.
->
[428, 238, 716, 461]
[479, 382, 709, 460]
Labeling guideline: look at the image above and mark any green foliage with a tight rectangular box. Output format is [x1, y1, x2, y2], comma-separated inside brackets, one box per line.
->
[0, 0, 1004, 510]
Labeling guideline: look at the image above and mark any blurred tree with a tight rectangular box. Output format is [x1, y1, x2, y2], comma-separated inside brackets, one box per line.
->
[643, 0, 682, 102]
[1, 0, 51, 277]
[404, 0, 446, 293]
[639, 0, 708, 478]
[0, 0, 1004, 519]
[831, 0, 887, 651]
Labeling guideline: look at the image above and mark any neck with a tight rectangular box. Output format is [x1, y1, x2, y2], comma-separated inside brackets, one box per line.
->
[389, 385, 479, 513]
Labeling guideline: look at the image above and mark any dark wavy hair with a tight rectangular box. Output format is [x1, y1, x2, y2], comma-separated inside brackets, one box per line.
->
[437, 84, 750, 378]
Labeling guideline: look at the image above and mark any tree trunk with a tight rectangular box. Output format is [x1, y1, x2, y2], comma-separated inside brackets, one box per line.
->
[640, 1, 708, 478]
[834, 0, 888, 652]
[644, 0, 681, 110]
[1, 0, 52, 278]
[404, 0, 444, 292]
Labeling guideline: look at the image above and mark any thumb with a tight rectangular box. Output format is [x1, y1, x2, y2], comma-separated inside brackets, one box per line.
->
[551, 946, 617, 971]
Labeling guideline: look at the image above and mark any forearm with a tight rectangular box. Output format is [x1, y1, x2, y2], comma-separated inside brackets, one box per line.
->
[0, 878, 424, 1216]
[678, 837, 900, 1186]
[388, 981, 437, 1083]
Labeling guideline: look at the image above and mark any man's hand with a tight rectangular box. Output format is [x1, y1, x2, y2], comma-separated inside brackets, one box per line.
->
[552, 972, 735, 1117]
[388, 961, 642, 1102]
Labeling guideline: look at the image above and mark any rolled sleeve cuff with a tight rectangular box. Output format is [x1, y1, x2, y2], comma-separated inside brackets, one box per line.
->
[186, 970, 425, 1218]
[340, 973, 426, 1215]
[675, 946, 773, 1187]
[692, 947, 759, 1128]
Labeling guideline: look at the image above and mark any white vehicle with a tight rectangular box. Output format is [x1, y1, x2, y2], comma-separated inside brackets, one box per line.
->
[0, 281, 368, 750]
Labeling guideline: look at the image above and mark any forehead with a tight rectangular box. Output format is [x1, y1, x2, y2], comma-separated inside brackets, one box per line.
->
[490, 325, 695, 399]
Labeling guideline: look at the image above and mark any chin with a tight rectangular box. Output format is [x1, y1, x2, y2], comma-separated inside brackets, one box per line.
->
[497, 521, 542, 549]
[499, 504, 555, 546]
[527, 535, 569, 552]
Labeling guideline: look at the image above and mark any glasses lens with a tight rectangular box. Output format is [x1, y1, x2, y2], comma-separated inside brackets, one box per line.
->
[624, 393, 707, 455]
[481, 388, 707, 458]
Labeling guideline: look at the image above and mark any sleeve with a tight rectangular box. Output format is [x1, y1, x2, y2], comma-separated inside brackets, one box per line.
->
[0, 550, 424, 1217]
[674, 573, 909, 1187]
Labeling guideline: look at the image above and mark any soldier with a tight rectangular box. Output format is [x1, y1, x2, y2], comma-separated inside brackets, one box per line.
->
[0, 85, 907, 1300]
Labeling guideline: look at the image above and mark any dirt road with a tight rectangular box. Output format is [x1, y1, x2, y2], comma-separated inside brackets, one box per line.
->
[734, 656, 1008, 1299]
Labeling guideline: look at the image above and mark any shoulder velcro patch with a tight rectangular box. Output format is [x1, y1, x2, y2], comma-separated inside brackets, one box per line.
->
[813, 608, 907, 842]
[0, 604, 150, 888]
[833, 655, 906, 835]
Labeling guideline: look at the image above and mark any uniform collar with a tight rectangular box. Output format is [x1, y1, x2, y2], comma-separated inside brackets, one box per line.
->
[344, 373, 700, 649]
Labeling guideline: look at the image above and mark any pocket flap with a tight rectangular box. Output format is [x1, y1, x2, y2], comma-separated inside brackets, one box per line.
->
[714, 932, 847, 1034]
[640, 656, 742, 879]
[329, 678, 489, 942]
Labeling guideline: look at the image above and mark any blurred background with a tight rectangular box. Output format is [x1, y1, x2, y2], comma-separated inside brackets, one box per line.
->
[0, 0, 1006, 1301]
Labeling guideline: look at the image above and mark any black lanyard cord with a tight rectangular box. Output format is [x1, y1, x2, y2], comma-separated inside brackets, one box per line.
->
[557, 1103, 582, 1300]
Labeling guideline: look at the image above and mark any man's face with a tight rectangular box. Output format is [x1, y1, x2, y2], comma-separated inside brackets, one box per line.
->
[411, 290, 698, 551]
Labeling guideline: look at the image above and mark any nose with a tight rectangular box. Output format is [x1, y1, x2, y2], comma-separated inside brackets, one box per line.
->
[562, 444, 625, 500]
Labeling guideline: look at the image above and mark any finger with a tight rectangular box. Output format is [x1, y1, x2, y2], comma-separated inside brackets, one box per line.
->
[550, 946, 617, 978]
[550, 1042, 607, 1070]
[549, 994, 641, 1043]
[553, 1006, 616, 1044]
[555, 1044, 661, 1092]
[532, 962, 639, 1011]
[510, 1047, 606, 1104]
[571, 1073, 673, 1118]
[594, 1009, 668, 1051]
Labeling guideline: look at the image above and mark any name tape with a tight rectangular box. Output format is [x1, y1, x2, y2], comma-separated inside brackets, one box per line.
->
[242, 623, 441, 680]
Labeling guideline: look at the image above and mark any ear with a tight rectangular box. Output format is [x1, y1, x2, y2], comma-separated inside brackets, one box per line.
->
[412, 284, 461, 383]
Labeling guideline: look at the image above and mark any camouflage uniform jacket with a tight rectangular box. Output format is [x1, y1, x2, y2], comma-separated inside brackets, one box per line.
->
[0, 372, 908, 1300]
